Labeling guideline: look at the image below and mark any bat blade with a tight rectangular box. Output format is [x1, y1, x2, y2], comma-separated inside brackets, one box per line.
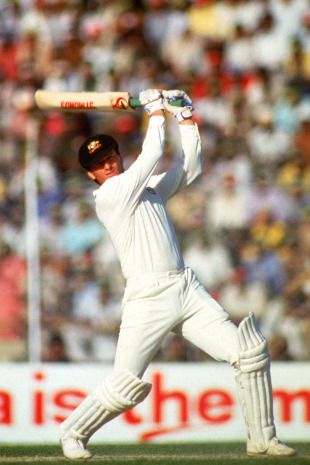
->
[34, 90, 134, 112]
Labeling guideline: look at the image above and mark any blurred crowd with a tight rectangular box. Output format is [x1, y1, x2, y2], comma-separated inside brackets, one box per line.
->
[0, 0, 309, 363]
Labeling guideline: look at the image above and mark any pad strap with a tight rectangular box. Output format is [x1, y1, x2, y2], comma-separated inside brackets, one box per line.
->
[239, 340, 269, 372]
[97, 370, 152, 412]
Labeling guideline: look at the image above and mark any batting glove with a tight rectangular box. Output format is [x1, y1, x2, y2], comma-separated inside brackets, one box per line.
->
[162, 89, 193, 122]
[139, 89, 164, 115]
[162, 89, 192, 107]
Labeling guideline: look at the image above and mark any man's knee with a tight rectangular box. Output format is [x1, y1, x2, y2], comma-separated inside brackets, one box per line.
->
[96, 369, 152, 413]
[234, 312, 269, 372]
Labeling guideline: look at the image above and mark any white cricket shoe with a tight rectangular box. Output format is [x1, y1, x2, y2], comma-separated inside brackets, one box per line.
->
[247, 437, 297, 456]
[60, 435, 92, 460]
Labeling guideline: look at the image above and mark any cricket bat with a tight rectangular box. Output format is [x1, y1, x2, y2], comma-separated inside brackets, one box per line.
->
[34, 90, 183, 112]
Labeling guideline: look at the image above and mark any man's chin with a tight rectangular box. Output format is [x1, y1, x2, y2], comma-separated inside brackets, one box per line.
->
[106, 172, 117, 179]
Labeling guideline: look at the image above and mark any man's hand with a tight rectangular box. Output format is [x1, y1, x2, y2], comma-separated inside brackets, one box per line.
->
[162, 89, 192, 107]
[139, 89, 164, 115]
[163, 89, 193, 123]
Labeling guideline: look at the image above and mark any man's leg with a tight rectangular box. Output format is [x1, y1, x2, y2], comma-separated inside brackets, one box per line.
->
[60, 278, 182, 459]
[60, 370, 151, 459]
[235, 313, 296, 456]
[113, 276, 186, 376]
[177, 272, 296, 456]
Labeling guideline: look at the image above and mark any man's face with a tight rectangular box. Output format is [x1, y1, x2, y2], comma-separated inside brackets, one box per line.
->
[87, 149, 123, 185]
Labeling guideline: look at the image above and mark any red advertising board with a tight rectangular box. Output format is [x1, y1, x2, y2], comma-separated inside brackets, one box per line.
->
[0, 362, 309, 443]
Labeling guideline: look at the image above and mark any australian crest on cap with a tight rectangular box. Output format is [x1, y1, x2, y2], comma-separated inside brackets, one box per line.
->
[87, 139, 102, 155]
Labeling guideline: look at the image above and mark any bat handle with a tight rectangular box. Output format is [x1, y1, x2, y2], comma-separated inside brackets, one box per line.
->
[129, 98, 185, 109]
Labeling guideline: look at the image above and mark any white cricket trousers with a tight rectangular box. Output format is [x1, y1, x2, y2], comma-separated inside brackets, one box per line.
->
[114, 267, 240, 377]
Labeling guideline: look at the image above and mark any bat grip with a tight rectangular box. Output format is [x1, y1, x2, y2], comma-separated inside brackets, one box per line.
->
[129, 98, 185, 109]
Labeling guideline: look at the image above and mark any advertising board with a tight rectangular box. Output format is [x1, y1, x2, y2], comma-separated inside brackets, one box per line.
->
[0, 362, 309, 443]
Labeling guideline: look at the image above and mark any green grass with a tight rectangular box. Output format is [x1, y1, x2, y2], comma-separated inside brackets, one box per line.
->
[0, 442, 309, 465]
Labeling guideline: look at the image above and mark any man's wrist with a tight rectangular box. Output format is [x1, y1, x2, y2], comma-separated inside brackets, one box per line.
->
[179, 118, 194, 125]
[149, 109, 165, 117]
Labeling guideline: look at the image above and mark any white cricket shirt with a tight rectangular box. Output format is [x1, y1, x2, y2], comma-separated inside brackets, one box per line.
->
[93, 116, 202, 280]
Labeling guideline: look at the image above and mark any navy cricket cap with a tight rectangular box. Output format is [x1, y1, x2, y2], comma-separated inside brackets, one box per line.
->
[78, 134, 119, 170]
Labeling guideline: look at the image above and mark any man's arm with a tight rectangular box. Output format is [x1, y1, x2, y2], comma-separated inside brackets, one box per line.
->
[95, 90, 166, 216]
[178, 114, 203, 185]
[163, 89, 202, 185]
[151, 90, 202, 202]
[124, 90, 166, 196]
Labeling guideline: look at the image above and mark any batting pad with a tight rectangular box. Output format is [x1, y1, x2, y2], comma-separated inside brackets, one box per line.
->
[236, 313, 276, 450]
[61, 370, 151, 441]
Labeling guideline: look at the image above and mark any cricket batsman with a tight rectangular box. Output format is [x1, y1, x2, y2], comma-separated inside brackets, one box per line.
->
[60, 89, 296, 459]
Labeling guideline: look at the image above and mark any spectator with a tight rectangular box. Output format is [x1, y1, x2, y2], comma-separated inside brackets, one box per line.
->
[250, 11, 289, 71]
[273, 86, 300, 134]
[219, 266, 268, 325]
[40, 251, 69, 317]
[249, 208, 287, 249]
[42, 332, 70, 362]
[167, 184, 205, 238]
[247, 103, 293, 166]
[270, 0, 308, 41]
[224, 24, 254, 74]
[205, 172, 249, 232]
[161, 334, 195, 362]
[183, 233, 233, 293]
[239, 240, 286, 297]
[194, 75, 234, 131]
[62, 275, 121, 362]
[60, 201, 103, 256]
[161, 28, 205, 77]
[0, 241, 27, 361]
[294, 100, 310, 163]
[279, 304, 310, 360]
[188, 0, 232, 40]
[268, 333, 292, 361]
[246, 171, 298, 223]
